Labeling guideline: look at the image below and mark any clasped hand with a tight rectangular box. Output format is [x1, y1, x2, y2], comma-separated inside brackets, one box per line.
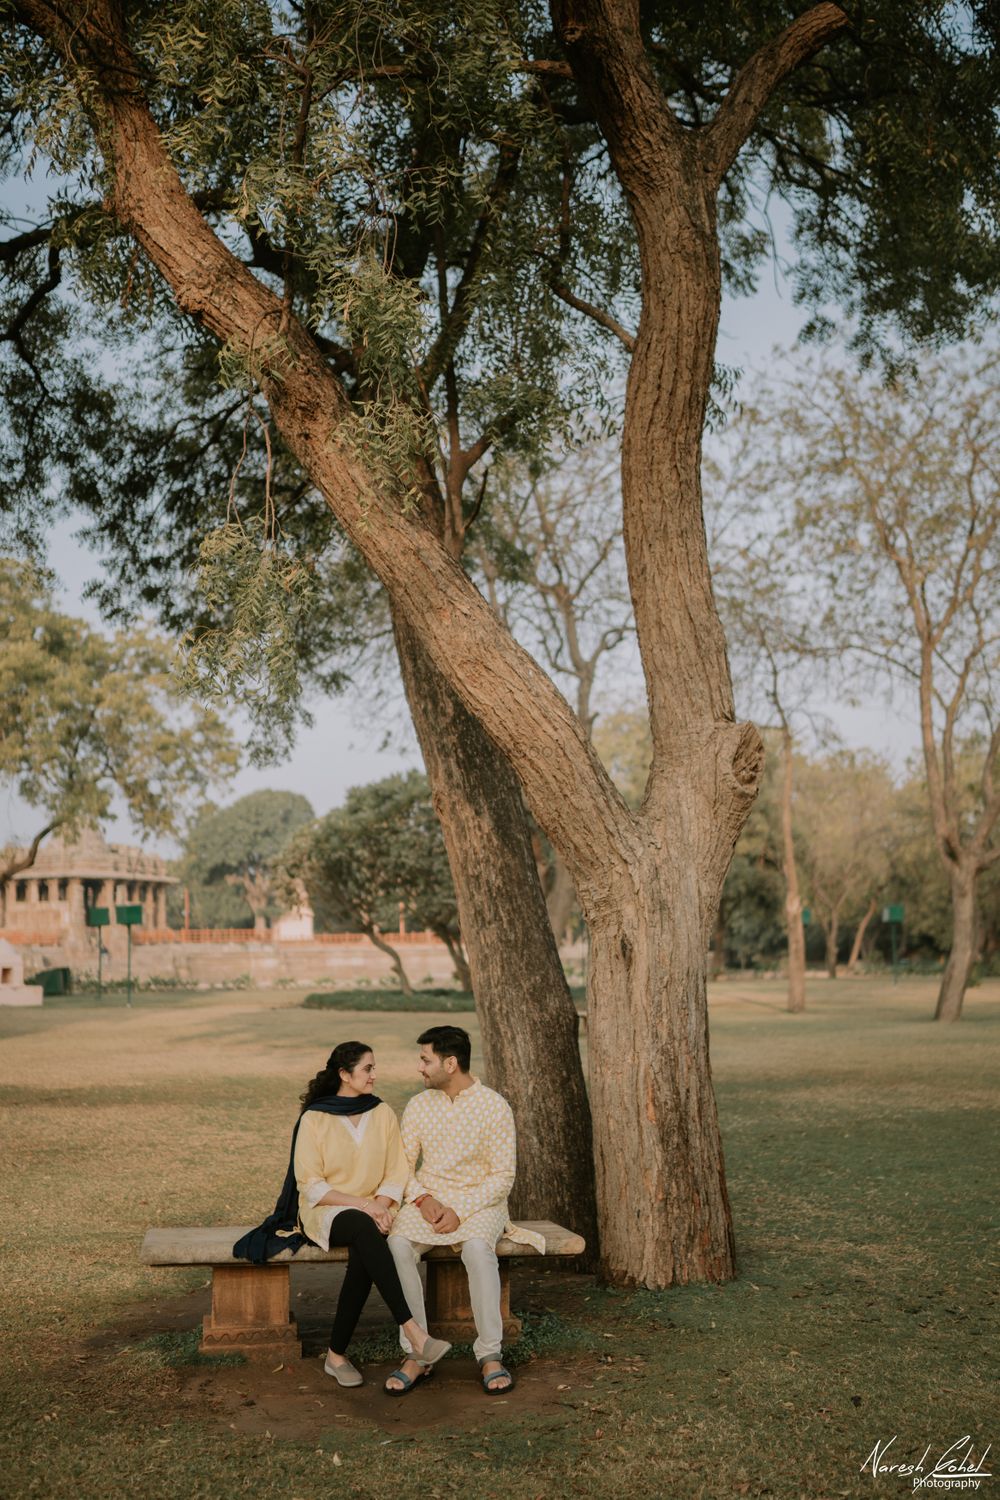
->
[419, 1196, 460, 1235]
[361, 1199, 393, 1234]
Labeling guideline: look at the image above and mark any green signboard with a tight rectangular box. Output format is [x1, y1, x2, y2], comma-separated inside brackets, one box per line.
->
[86, 906, 109, 927]
[801, 907, 811, 926]
[882, 903, 904, 984]
[115, 904, 143, 926]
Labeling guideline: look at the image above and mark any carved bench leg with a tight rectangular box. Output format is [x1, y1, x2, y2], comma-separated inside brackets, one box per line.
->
[425, 1258, 522, 1344]
[200, 1265, 301, 1361]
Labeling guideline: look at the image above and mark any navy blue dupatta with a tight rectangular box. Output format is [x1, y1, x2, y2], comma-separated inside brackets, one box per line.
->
[232, 1093, 382, 1265]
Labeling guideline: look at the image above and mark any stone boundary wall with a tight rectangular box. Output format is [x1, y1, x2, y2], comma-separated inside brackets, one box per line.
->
[4, 935, 461, 988]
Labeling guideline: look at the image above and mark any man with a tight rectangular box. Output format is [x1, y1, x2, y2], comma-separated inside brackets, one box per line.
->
[385, 1025, 544, 1396]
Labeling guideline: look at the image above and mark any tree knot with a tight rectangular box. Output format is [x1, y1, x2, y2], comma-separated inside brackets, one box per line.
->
[719, 721, 764, 800]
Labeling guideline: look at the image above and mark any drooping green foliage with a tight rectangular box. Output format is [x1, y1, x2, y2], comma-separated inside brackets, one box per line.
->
[2, 0, 999, 723]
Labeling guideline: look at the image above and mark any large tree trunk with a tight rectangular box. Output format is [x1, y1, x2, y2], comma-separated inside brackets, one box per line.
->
[588, 858, 735, 1286]
[393, 610, 598, 1250]
[22, 0, 812, 1285]
[779, 726, 806, 1012]
[935, 862, 978, 1022]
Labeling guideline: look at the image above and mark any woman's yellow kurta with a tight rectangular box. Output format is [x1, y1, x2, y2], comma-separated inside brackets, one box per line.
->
[293, 1102, 408, 1249]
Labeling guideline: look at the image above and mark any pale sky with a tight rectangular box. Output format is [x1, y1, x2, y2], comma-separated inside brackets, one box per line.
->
[6, 231, 921, 854]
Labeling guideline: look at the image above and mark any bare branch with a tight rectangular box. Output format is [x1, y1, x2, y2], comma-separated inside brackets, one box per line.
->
[420, 140, 521, 389]
[0, 821, 62, 886]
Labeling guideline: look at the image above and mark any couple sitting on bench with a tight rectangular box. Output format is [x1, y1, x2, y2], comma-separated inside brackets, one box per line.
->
[235, 1025, 544, 1396]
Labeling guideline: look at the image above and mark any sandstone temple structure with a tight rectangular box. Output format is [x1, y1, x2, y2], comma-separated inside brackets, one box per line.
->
[1, 828, 175, 949]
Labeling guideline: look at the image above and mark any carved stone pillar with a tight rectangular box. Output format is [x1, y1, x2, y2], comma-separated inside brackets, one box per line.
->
[66, 878, 85, 943]
[425, 1259, 521, 1342]
[200, 1266, 301, 1360]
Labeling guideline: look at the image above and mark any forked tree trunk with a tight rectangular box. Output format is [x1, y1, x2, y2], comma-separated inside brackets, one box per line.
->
[779, 727, 806, 1012]
[393, 611, 598, 1249]
[935, 862, 978, 1022]
[846, 897, 878, 973]
[24, 0, 807, 1286]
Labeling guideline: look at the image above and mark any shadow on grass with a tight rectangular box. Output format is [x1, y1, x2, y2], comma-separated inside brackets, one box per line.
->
[125, 1328, 245, 1369]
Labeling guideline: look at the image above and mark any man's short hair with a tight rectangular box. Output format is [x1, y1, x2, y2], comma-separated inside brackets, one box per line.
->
[418, 1025, 472, 1073]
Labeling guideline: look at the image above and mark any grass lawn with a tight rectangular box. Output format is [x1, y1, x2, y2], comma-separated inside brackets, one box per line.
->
[0, 977, 996, 1499]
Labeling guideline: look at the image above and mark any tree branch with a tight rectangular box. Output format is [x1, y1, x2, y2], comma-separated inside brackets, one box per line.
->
[14, 0, 631, 901]
[0, 820, 62, 886]
[705, 4, 851, 185]
[420, 139, 521, 389]
[550, 279, 635, 351]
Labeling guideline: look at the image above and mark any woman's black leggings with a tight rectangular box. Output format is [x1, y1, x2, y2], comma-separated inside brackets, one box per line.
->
[327, 1209, 412, 1355]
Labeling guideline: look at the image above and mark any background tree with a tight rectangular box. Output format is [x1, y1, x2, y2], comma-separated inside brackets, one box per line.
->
[284, 771, 470, 993]
[180, 790, 314, 933]
[0, 558, 237, 921]
[795, 750, 894, 977]
[712, 522, 817, 1012]
[477, 444, 635, 940]
[756, 351, 1000, 1021]
[7, 0, 1000, 1284]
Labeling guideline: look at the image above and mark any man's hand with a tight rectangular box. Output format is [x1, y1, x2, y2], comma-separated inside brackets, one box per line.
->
[418, 1196, 460, 1235]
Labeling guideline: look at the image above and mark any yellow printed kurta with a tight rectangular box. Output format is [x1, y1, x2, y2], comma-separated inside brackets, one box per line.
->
[293, 1102, 408, 1250]
[390, 1079, 545, 1253]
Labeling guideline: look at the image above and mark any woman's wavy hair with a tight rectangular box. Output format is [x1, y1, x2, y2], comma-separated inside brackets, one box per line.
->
[300, 1041, 373, 1111]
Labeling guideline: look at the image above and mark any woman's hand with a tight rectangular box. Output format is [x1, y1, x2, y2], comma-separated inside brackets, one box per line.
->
[361, 1199, 393, 1234]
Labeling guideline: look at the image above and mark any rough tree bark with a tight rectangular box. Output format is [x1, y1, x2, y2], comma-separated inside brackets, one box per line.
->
[393, 610, 597, 1247]
[778, 725, 807, 1012]
[18, 0, 851, 1284]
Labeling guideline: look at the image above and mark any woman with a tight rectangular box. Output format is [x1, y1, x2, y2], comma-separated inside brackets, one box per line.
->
[234, 1041, 450, 1390]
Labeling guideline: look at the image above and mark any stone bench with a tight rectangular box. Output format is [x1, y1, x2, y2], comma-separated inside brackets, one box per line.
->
[140, 1220, 585, 1359]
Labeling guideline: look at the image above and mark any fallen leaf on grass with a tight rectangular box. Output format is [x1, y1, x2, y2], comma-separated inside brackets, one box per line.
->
[271, 1363, 284, 1373]
[332, 1453, 342, 1466]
